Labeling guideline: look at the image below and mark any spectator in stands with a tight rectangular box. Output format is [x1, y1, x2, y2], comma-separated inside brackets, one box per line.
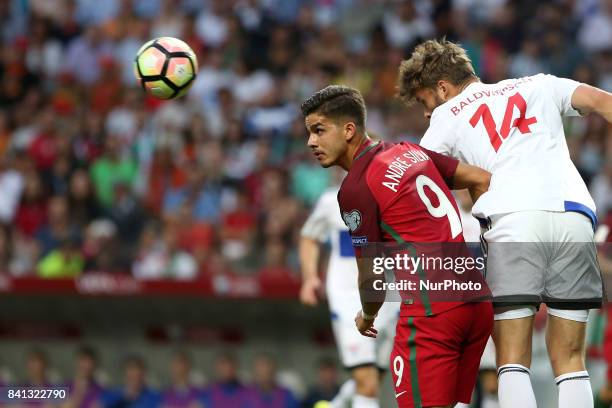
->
[105, 182, 145, 247]
[162, 161, 221, 225]
[144, 146, 187, 217]
[161, 351, 201, 408]
[0, 109, 11, 155]
[48, 137, 73, 196]
[64, 346, 104, 408]
[201, 354, 250, 408]
[9, 233, 39, 277]
[36, 235, 84, 278]
[509, 37, 548, 78]
[132, 223, 197, 280]
[290, 159, 330, 207]
[35, 195, 81, 258]
[382, 0, 433, 50]
[90, 135, 137, 209]
[67, 169, 101, 231]
[247, 354, 299, 408]
[0, 226, 12, 273]
[100, 355, 160, 408]
[259, 169, 301, 244]
[132, 221, 164, 278]
[82, 219, 129, 273]
[27, 109, 59, 174]
[578, 0, 612, 53]
[172, 200, 215, 273]
[14, 170, 45, 239]
[259, 238, 299, 284]
[302, 358, 341, 408]
[63, 25, 113, 85]
[0, 156, 24, 225]
[220, 189, 255, 263]
[591, 161, 612, 221]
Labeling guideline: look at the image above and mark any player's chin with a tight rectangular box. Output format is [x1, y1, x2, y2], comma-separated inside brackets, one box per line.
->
[318, 156, 336, 168]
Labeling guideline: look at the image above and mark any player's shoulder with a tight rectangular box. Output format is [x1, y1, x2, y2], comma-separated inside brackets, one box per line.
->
[375, 140, 424, 157]
[495, 73, 553, 89]
[340, 142, 391, 201]
[498, 73, 545, 83]
[345, 140, 390, 178]
[420, 114, 456, 155]
[364, 141, 429, 186]
[396, 140, 422, 151]
[365, 141, 413, 172]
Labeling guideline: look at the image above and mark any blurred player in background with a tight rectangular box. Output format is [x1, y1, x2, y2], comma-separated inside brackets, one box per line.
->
[100, 355, 160, 408]
[161, 351, 201, 408]
[301, 85, 493, 408]
[64, 346, 104, 408]
[302, 358, 342, 407]
[399, 38, 612, 408]
[248, 354, 299, 408]
[299, 168, 398, 408]
[201, 353, 250, 408]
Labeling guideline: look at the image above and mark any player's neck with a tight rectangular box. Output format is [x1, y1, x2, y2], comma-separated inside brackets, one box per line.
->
[342, 135, 370, 171]
[456, 77, 480, 95]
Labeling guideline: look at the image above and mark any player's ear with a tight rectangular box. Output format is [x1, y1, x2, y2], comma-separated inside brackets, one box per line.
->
[437, 80, 448, 97]
[344, 122, 356, 142]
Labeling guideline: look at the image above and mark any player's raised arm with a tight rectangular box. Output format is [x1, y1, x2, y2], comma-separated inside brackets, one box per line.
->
[422, 147, 491, 202]
[298, 236, 323, 306]
[452, 162, 491, 203]
[299, 196, 330, 306]
[354, 256, 385, 338]
[571, 84, 612, 122]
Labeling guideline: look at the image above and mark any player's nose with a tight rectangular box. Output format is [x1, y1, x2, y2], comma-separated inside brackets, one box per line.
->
[307, 133, 318, 148]
[424, 111, 432, 120]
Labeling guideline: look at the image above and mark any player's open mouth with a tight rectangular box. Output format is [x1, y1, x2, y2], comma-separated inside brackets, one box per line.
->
[313, 152, 325, 160]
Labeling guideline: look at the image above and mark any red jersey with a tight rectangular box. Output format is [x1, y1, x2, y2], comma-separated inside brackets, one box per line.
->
[338, 139, 483, 317]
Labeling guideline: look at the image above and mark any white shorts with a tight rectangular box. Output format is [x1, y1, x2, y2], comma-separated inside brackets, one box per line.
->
[329, 291, 399, 369]
[481, 211, 603, 310]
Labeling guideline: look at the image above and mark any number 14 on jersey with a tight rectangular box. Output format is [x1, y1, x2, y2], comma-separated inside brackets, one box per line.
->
[469, 92, 538, 152]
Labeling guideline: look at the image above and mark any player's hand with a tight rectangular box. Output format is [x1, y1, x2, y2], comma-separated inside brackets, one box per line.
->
[300, 277, 322, 306]
[355, 310, 378, 338]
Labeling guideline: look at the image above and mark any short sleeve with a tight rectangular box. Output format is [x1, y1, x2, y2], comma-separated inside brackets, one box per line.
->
[338, 182, 382, 257]
[420, 147, 459, 188]
[300, 191, 333, 242]
[419, 113, 456, 156]
[542, 74, 582, 117]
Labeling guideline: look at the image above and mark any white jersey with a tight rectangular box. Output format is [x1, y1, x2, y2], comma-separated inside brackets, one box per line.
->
[420, 74, 596, 226]
[301, 187, 358, 293]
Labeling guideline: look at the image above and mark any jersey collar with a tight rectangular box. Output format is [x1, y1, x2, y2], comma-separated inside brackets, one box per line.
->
[431, 80, 482, 119]
[354, 138, 380, 161]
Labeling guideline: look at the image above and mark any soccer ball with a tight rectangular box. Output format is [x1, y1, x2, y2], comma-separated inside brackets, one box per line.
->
[134, 37, 198, 100]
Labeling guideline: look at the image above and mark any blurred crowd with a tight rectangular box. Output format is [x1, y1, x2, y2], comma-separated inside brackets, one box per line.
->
[0, 0, 610, 279]
[1, 347, 342, 407]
